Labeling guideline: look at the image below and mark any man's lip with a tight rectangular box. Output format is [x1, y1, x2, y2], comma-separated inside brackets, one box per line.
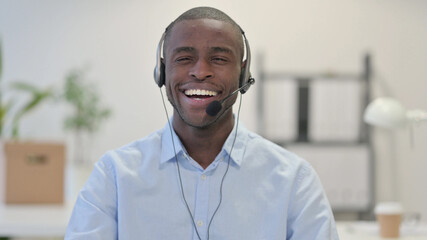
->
[180, 90, 220, 100]
[177, 83, 223, 108]
[179, 86, 223, 99]
[180, 90, 220, 108]
[179, 82, 222, 92]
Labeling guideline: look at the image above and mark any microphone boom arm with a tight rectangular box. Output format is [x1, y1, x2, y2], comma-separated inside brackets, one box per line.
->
[220, 78, 255, 104]
[206, 78, 255, 116]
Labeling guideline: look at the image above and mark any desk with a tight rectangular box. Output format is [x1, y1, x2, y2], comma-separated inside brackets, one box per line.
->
[0, 202, 73, 237]
[1, 205, 427, 240]
[337, 221, 427, 240]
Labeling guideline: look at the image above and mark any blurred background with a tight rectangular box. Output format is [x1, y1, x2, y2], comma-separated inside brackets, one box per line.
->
[0, 0, 426, 239]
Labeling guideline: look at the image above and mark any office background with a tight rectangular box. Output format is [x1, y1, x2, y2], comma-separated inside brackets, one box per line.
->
[1, 0, 426, 222]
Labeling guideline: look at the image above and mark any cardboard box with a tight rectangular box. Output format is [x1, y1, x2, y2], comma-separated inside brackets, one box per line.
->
[2, 141, 65, 204]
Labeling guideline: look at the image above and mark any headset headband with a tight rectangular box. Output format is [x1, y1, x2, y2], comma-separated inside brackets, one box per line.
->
[154, 26, 253, 94]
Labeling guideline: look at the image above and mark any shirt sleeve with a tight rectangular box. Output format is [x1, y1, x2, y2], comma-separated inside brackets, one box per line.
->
[286, 162, 340, 240]
[65, 155, 118, 240]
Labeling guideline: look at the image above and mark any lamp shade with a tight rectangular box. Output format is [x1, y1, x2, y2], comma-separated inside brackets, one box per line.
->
[363, 98, 407, 128]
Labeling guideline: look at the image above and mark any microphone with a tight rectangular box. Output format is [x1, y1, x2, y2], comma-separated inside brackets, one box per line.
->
[206, 78, 255, 116]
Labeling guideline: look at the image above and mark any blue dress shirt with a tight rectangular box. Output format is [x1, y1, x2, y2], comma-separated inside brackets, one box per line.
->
[65, 121, 339, 240]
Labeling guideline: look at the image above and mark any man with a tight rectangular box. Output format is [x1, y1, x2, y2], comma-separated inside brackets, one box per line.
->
[65, 7, 339, 240]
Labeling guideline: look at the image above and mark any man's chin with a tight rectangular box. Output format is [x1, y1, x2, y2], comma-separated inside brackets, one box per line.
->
[172, 104, 231, 130]
[183, 118, 216, 129]
[177, 113, 219, 129]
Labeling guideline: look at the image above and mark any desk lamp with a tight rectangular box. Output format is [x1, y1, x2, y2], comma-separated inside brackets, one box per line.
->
[364, 97, 427, 129]
[363, 97, 425, 237]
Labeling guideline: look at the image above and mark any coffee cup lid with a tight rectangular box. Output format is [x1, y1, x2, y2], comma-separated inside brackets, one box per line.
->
[375, 202, 403, 215]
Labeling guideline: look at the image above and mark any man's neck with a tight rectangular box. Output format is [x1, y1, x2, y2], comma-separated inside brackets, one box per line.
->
[173, 113, 234, 169]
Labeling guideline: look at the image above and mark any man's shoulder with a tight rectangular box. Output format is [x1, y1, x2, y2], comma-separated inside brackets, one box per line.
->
[244, 129, 309, 168]
[100, 128, 164, 163]
[244, 129, 290, 155]
[118, 128, 164, 152]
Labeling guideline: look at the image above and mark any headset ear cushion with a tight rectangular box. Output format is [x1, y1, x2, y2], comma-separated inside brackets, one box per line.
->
[239, 68, 253, 94]
[158, 62, 166, 87]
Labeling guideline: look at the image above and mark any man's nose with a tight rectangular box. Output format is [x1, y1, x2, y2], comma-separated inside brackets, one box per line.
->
[190, 59, 213, 80]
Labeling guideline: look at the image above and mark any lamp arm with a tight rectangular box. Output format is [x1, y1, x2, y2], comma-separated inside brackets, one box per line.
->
[406, 109, 427, 123]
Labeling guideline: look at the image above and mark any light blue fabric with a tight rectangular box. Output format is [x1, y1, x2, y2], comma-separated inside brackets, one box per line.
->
[65, 121, 339, 240]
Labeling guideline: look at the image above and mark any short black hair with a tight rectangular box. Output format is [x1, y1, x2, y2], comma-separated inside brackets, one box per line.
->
[163, 7, 244, 60]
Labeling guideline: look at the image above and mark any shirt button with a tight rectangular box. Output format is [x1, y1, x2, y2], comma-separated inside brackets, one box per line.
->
[197, 220, 204, 227]
[201, 174, 207, 180]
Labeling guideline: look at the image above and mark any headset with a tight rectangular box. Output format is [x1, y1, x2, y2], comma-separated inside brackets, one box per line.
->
[153, 27, 253, 94]
[155, 24, 252, 240]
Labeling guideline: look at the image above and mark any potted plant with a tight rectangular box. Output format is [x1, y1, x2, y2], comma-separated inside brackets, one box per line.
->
[0, 40, 65, 204]
[62, 68, 111, 166]
[0, 41, 54, 139]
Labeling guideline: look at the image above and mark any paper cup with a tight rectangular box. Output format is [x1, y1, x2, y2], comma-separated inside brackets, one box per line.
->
[375, 202, 403, 238]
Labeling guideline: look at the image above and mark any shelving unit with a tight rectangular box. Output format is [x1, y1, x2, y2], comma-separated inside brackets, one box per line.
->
[256, 53, 374, 217]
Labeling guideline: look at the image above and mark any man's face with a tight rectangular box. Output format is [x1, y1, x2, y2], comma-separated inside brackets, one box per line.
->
[164, 19, 243, 129]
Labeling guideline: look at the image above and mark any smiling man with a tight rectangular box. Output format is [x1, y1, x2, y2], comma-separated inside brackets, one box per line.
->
[164, 16, 244, 169]
[65, 7, 339, 240]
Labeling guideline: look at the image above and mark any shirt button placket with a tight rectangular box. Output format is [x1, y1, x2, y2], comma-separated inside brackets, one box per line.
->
[193, 172, 209, 240]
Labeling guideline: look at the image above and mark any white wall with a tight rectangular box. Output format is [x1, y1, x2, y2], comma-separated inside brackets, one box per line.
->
[1, 0, 427, 219]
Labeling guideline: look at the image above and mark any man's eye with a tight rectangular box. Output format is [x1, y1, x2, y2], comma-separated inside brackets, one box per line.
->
[211, 57, 228, 63]
[175, 57, 192, 63]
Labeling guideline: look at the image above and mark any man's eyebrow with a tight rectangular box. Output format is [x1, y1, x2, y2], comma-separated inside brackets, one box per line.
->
[173, 47, 195, 54]
[210, 47, 233, 54]
[171, 46, 235, 56]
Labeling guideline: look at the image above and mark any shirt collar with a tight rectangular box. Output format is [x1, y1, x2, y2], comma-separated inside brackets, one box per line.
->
[221, 120, 249, 167]
[159, 117, 250, 167]
[160, 120, 184, 164]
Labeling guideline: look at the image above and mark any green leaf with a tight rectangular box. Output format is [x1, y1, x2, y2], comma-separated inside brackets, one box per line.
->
[0, 40, 4, 136]
[0, 39, 3, 81]
[10, 83, 53, 138]
[63, 69, 112, 133]
[10, 82, 40, 93]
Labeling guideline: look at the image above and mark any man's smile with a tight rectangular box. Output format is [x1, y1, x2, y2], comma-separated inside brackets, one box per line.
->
[184, 89, 218, 99]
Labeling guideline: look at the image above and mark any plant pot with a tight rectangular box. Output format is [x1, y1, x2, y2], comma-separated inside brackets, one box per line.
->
[0, 140, 65, 204]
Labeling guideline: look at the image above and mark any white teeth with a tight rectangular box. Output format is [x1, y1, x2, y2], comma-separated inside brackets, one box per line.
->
[184, 89, 217, 96]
